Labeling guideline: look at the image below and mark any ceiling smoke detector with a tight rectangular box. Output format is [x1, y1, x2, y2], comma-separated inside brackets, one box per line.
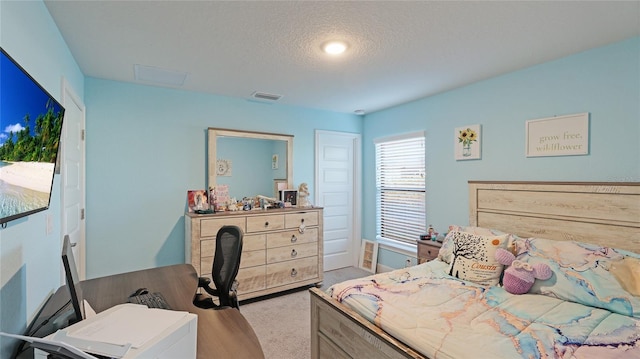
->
[251, 91, 282, 101]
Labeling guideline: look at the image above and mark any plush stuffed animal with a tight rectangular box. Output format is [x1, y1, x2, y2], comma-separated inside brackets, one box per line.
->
[495, 248, 552, 294]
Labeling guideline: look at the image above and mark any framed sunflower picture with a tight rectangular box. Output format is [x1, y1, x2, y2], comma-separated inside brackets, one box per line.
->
[454, 124, 481, 160]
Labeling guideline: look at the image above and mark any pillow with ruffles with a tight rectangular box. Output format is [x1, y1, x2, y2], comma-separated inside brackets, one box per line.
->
[438, 225, 518, 264]
[446, 231, 509, 286]
[515, 237, 640, 318]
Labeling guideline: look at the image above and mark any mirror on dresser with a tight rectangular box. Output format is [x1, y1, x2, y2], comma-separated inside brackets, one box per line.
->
[208, 128, 293, 204]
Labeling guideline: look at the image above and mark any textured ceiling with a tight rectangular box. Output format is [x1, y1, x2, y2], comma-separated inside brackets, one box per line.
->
[44, 1, 640, 115]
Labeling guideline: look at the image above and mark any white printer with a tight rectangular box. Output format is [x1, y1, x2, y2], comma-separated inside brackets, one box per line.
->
[33, 303, 197, 359]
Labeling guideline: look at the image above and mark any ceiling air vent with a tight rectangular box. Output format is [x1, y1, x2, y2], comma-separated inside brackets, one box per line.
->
[134, 64, 188, 87]
[251, 91, 282, 101]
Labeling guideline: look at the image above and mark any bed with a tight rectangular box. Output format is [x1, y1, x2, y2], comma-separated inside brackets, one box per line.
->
[310, 181, 640, 359]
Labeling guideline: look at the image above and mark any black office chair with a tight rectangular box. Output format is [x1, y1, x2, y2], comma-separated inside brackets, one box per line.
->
[194, 225, 243, 310]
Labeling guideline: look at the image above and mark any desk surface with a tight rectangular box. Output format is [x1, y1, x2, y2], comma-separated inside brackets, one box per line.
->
[35, 264, 264, 359]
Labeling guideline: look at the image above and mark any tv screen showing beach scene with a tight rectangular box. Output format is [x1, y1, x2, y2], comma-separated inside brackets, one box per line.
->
[0, 48, 65, 225]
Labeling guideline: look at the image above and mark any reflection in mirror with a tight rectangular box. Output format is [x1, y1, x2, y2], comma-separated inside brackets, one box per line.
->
[208, 128, 293, 204]
[216, 137, 286, 198]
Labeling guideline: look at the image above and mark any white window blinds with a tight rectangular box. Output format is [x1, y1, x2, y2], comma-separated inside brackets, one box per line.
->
[375, 132, 426, 244]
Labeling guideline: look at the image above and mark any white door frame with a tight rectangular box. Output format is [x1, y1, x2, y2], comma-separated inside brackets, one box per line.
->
[315, 130, 362, 268]
[61, 77, 86, 281]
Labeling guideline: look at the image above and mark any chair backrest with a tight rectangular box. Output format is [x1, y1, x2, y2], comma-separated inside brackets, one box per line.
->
[212, 225, 243, 306]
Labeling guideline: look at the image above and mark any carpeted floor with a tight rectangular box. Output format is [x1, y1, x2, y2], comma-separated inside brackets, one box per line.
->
[240, 266, 372, 359]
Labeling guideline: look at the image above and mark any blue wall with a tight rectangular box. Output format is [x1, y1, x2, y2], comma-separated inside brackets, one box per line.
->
[0, 1, 84, 357]
[364, 37, 640, 268]
[83, 78, 362, 278]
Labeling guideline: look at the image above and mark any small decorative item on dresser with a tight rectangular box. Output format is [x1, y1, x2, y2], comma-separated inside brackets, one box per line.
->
[427, 224, 438, 240]
[298, 183, 312, 207]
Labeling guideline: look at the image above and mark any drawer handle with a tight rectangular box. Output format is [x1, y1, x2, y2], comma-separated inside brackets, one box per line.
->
[291, 235, 298, 243]
[291, 249, 298, 258]
[298, 223, 306, 234]
[291, 268, 298, 277]
[264, 221, 269, 227]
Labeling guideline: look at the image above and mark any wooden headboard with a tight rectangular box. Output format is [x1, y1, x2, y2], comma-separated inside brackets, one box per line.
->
[469, 181, 640, 253]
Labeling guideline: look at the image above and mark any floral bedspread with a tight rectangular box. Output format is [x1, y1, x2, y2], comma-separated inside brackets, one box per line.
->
[328, 261, 640, 359]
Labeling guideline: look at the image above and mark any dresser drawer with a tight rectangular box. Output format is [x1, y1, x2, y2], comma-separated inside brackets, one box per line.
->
[246, 214, 284, 233]
[244, 234, 266, 251]
[285, 211, 318, 229]
[266, 256, 318, 287]
[201, 234, 265, 272]
[203, 250, 266, 275]
[201, 257, 267, 291]
[201, 239, 215, 258]
[266, 228, 318, 248]
[267, 242, 318, 263]
[200, 256, 213, 276]
[236, 266, 266, 294]
[200, 217, 246, 238]
[240, 250, 266, 268]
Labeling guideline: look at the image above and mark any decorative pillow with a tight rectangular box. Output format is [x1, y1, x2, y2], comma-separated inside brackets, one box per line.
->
[515, 237, 640, 318]
[446, 231, 509, 286]
[438, 225, 517, 264]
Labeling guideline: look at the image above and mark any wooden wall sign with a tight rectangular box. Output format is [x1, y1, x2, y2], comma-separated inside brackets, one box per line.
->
[526, 113, 589, 157]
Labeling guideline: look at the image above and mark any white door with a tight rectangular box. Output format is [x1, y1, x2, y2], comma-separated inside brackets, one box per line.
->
[61, 79, 86, 280]
[315, 130, 361, 271]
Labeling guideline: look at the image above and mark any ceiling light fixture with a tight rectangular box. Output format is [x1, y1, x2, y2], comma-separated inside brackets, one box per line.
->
[322, 41, 348, 55]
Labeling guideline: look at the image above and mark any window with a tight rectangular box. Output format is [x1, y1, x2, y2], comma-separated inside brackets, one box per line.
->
[375, 132, 426, 245]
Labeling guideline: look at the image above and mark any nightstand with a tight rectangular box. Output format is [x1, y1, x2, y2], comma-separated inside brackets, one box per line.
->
[417, 239, 442, 264]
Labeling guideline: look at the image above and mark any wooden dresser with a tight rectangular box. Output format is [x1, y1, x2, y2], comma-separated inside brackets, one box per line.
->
[185, 207, 323, 300]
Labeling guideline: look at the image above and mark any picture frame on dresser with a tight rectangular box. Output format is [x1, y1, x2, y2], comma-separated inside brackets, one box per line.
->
[281, 189, 298, 206]
[187, 190, 209, 212]
[274, 179, 287, 198]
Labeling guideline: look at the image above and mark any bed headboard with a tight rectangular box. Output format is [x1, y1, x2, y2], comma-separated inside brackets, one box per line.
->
[469, 181, 640, 253]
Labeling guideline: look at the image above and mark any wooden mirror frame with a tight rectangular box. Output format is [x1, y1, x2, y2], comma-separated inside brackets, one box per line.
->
[207, 128, 294, 198]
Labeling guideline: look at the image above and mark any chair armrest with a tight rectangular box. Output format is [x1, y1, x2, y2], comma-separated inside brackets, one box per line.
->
[198, 277, 221, 296]
[202, 285, 221, 297]
[198, 276, 211, 288]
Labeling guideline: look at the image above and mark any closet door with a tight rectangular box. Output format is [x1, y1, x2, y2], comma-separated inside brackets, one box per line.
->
[61, 79, 86, 280]
[315, 130, 361, 271]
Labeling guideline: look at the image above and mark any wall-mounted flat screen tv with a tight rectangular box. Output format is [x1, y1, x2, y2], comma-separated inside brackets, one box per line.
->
[0, 47, 65, 225]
